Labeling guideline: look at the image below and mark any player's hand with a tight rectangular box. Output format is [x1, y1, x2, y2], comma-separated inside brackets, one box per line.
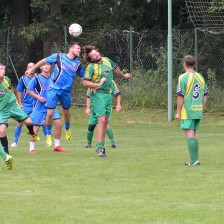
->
[98, 77, 106, 86]
[175, 113, 180, 121]
[85, 108, 91, 116]
[38, 96, 46, 103]
[123, 73, 132, 79]
[116, 105, 122, 112]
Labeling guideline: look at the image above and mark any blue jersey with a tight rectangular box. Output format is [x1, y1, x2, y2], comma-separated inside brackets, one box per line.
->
[16, 75, 35, 108]
[27, 74, 52, 112]
[45, 53, 85, 91]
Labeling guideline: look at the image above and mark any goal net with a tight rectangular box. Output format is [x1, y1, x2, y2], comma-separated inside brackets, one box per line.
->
[185, 0, 224, 34]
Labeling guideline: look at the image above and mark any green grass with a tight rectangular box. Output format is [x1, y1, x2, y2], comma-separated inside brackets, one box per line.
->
[1, 108, 224, 224]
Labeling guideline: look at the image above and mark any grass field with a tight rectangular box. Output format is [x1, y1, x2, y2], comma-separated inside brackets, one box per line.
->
[1, 108, 224, 224]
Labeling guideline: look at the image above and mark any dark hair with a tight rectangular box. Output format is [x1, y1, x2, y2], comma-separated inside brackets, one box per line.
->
[184, 55, 196, 67]
[0, 63, 6, 67]
[68, 42, 81, 50]
[83, 45, 98, 63]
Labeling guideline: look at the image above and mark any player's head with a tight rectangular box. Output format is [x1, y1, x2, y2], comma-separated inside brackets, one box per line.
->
[0, 63, 6, 79]
[83, 45, 102, 63]
[40, 63, 51, 74]
[183, 55, 196, 68]
[68, 42, 81, 57]
[27, 62, 35, 70]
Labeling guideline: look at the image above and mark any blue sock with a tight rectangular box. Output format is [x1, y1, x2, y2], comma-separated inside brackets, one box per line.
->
[64, 122, 70, 131]
[42, 126, 48, 137]
[46, 125, 52, 135]
[14, 125, 22, 144]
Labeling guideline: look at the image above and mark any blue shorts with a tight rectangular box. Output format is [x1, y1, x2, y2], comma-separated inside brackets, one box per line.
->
[22, 104, 33, 116]
[31, 109, 61, 126]
[45, 88, 72, 109]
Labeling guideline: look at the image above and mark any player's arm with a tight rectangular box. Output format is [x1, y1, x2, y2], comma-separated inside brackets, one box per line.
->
[175, 95, 184, 121]
[16, 91, 23, 108]
[203, 94, 208, 108]
[114, 66, 132, 79]
[25, 59, 47, 76]
[115, 94, 122, 112]
[83, 78, 106, 88]
[85, 97, 91, 116]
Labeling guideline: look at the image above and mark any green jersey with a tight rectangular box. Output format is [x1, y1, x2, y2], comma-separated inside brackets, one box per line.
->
[84, 57, 117, 92]
[176, 72, 208, 119]
[0, 76, 17, 111]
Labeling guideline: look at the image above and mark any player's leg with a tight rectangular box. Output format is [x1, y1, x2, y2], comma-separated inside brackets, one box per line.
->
[0, 124, 8, 154]
[11, 122, 23, 147]
[0, 124, 13, 170]
[60, 90, 72, 140]
[28, 126, 40, 154]
[106, 123, 116, 148]
[52, 109, 66, 152]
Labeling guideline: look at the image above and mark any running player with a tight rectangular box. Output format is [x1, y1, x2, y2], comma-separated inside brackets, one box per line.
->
[27, 63, 66, 153]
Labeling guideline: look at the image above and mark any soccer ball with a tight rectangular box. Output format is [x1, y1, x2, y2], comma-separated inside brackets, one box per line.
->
[68, 23, 82, 37]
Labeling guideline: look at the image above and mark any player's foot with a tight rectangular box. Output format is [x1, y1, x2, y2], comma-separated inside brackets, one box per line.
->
[29, 149, 36, 154]
[46, 134, 52, 147]
[5, 154, 13, 170]
[85, 144, 91, 148]
[54, 145, 67, 152]
[27, 131, 40, 141]
[11, 142, 18, 148]
[96, 148, 106, 157]
[65, 129, 72, 140]
[185, 160, 200, 166]
[111, 144, 117, 149]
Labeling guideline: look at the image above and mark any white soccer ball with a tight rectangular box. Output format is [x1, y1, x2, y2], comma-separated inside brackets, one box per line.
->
[68, 23, 82, 37]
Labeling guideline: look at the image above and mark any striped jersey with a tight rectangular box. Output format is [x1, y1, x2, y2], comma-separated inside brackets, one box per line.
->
[176, 71, 208, 119]
[45, 53, 85, 91]
[84, 57, 117, 92]
[27, 74, 52, 112]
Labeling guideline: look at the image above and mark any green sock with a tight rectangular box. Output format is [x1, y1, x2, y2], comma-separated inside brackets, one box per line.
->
[107, 128, 115, 145]
[0, 145, 7, 161]
[187, 138, 197, 163]
[97, 142, 104, 150]
[195, 138, 199, 161]
[87, 130, 93, 146]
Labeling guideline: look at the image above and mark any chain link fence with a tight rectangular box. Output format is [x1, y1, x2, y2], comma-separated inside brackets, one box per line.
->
[1, 27, 224, 111]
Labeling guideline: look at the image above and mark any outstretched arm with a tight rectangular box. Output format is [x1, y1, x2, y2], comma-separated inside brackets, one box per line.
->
[114, 67, 132, 79]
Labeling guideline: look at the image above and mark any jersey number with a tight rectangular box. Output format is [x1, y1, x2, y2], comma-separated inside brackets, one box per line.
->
[193, 83, 201, 100]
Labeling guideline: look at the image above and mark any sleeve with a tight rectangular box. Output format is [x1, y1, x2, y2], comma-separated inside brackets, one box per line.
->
[16, 77, 25, 91]
[45, 53, 58, 65]
[111, 80, 121, 97]
[83, 64, 94, 81]
[76, 63, 85, 78]
[176, 75, 185, 97]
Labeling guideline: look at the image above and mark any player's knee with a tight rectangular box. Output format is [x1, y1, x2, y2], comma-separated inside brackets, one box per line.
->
[88, 124, 96, 132]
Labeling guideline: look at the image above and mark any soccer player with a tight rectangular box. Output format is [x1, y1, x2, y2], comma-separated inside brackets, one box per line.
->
[0, 63, 38, 169]
[26, 42, 85, 146]
[11, 62, 44, 147]
[83, 45, 132, 157]
[27, 63, 65, 153]
[175, 55, 208, 166]
[85, 80, 122, 148]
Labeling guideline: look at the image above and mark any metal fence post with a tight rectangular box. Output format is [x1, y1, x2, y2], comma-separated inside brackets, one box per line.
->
[129, 26, 133, 73]
[194, 28, 198, 71]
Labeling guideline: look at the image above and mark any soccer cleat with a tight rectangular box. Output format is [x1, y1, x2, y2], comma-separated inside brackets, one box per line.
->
[96, 148, 106, 157]
[27, 131, 40, 141]
[46, 134, 52, 147]
[185, 160, 200, 166]
[5, 155, 13, 170]
[111, 144, 117, 149]
[85, 144, 91, 148]
[11, 142, 18, 148]
[54, 145, 67, 152]
[65, 129, 72, 140]
[29, 149, 36, 154]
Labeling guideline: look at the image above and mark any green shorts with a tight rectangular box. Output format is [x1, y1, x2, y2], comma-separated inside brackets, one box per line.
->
[88, 109, 112, 125]
[0, 103, 28, 125]
[91, 92, 112, 118]
[180, 119, 200, 130]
